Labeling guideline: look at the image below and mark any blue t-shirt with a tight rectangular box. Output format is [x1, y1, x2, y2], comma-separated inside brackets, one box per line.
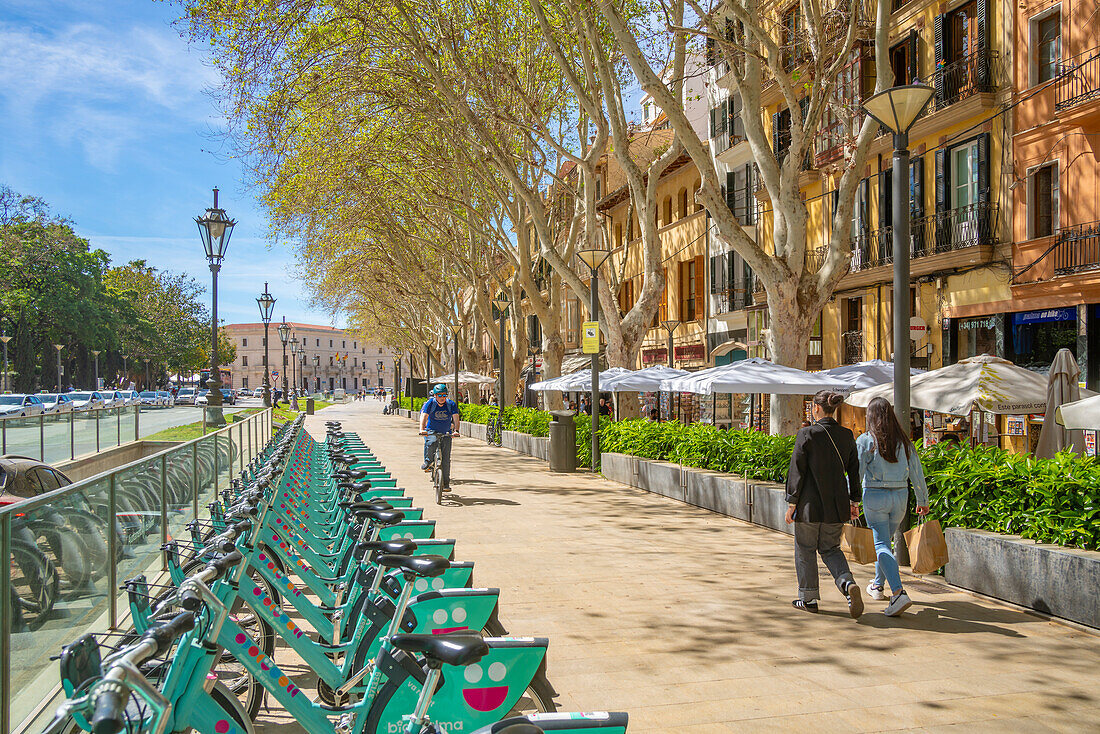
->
[421, 398, 460, 433]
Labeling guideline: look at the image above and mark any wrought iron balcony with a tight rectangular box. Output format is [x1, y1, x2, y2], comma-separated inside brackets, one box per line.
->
[1056, 48, 1100, 111]
[928, 50, 1000, 112]
[713, 287, 755, 314]
[1052, 220, 1100, 274]
[842, 330, 864, 365]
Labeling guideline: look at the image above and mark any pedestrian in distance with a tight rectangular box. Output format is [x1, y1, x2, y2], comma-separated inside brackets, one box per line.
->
[578, 396, 591, 415]
[598, 397, 613, 419]
[856, 397, 931, 617]
[784, 390, 864, 618]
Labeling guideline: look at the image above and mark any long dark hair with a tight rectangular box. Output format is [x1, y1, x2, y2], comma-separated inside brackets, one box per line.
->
[865, 396, 912, 463]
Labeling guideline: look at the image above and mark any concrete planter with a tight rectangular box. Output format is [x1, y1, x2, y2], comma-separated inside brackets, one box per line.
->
[945, 529, 1100, 629]
[502, 430, 549, 461]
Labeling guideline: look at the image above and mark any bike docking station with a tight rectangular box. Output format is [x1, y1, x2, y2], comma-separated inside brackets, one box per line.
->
[40, 413, 630, 734]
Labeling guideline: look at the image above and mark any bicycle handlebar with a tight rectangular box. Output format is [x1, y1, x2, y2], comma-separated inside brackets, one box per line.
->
[180, 550, 243, 610]
[90, 684, 126, 734]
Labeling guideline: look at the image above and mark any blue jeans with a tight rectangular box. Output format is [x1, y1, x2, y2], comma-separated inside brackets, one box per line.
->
[862, 487, 908, 593]
[423, 433, 453, 487]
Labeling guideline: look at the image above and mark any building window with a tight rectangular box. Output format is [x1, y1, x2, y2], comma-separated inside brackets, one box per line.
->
[261, 337, 266, 347]
[843, 297, 863, 364]
[261, 355, 266, 366]
[679, 259, 699, 321]
[781, 5, 802, 71]
[678, 188, 688, 218]
[566, 299, 579, 344]
[329, 339, 333, 347]
[889, 32, 917, 86]
[241, 377, 248, 388]
[342, 340, 346, 348]
[316, 339, 320, 347]
[1031, 9, 1061, 85]
[951, 141, 979, 210]
[242, 338, 247, 347]
[329, 356, 334, 366]
[808, 314, 823, 370]
[1028, 163, 1059, 238]
[663, 196, 672, 226]
[242, 356, 248, 367]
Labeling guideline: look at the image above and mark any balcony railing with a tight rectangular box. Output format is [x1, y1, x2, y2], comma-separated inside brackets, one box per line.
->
[1056, 48, 1100, 111]
[1052, 220, 1100, 274]
[713, 287, 756, 314]
[928, 50, 1000, 113]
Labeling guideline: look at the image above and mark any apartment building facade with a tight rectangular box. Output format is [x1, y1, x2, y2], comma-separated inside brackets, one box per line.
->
[223, 322, 398, 393]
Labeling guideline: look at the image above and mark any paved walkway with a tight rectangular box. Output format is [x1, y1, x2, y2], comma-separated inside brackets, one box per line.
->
[261, 402, 1100, 732]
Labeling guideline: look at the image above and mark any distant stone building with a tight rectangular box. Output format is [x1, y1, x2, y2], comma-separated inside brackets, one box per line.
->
[223, 322, 396, 393]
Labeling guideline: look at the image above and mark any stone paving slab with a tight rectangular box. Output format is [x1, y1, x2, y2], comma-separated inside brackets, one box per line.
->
[256, 403, 1100, 732]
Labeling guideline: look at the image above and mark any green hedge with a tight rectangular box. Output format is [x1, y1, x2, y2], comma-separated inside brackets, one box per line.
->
[396, 397, 1100, 549]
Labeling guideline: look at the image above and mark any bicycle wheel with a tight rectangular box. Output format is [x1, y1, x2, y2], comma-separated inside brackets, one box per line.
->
[9, 539, 60, 630]
[209, 680, 258, 733]
[507, 670, 558, 715]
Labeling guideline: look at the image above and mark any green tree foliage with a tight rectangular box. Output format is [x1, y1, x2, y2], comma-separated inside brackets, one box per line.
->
[0, 185, 233, 391]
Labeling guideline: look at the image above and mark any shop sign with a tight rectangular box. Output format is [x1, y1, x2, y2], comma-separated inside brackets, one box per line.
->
[1011, 308, 1076, 326]
[642, 348, 667, 364]
[960, 317, 996, 330]
[909, 316, 927, 341]
[674, 344, 705, 360]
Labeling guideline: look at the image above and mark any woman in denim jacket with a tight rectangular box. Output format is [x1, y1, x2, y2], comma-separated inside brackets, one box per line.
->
[856, 397, 930, 617]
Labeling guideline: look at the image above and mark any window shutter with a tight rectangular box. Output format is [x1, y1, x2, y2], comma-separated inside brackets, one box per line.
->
[935, 148, 949, 251]
[695, 255, 705, 320]
[744, 163, 755, 224]
[977, 133, 991, 203]
[858, 178, 870, 236]
[772, 111, 781, 160]
[709, 105, 717, 138]
[908, 29, 919, 83]
[726, 170, 738, 216]
[933, 14, 947, 106]
[910, 156, 924, 219]
[879, 169, 892, 229]
[706, 36, 716, 67]
[729, 95, 744, 140]
[976, 0, 990, 87]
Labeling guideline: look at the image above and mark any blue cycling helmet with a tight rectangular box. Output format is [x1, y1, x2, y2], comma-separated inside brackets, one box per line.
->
[431, 384, 449, 396]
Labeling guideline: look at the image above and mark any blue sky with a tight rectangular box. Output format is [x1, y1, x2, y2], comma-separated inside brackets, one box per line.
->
[0, 0, 340, 327]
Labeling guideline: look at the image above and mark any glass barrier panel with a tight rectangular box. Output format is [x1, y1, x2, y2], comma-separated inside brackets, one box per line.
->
[118, 406, 136, 445]
[112, 458, 163, 582]
[42, 412, 69, 465]
[0, 415, 43, 462]
[195, 435, 218, 510]
[164, 444, 194, 546]
[8, 477, 113, 727]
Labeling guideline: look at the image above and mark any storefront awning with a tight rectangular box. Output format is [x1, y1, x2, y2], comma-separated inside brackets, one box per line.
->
[710, 339, 748, 359]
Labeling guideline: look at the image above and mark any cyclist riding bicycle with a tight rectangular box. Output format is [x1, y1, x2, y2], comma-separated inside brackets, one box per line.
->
[419, 384, 461, 490]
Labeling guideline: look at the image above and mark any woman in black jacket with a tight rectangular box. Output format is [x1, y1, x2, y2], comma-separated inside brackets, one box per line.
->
[784, 390, 864, 618]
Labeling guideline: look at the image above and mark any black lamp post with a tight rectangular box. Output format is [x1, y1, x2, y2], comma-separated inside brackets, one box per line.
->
[661, 320, 681, 369]
[195, 187, 236, 421]
[288, 332, 298, 398]
[1, 334, 11, 393]
[53, 344, 64, 391]
[143, 358, 150, 389]
[862, 84, 934, 428]
[256, 283, 276, 407]
[493, 297, 510, 406]
[297, 345, 305, 394]
[312, 354, 320, 392]
[91, 349, 100, 391]
[577, 246, 612, 469]
[278, 317, 291, 403]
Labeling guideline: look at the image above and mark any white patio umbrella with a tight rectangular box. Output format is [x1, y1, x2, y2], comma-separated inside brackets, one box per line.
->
[1056, 394, 1100, 430]
[660, 358, 849, 395]
[555, 367, 634, 392]
[846, 354, 1052, 415]
[820, 359, 924, 392]
[428, 371, 497, 385]
[528, 370, 587, 392]
[1036, 348, 1084, 457]
[602, 365, 690, 392]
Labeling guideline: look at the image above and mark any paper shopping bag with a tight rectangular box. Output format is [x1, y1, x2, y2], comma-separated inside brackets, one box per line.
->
[904, 518, 950, 575]
[841, 522, 876, 565]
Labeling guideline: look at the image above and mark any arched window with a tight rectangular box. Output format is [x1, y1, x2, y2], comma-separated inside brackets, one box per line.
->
[663, 196, 672, 225]
[693, 178, 704, 212]
[678, 187, 688, 218]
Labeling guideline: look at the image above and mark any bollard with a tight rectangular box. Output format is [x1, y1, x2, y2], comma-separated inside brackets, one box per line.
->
[306, 397, 315, 415]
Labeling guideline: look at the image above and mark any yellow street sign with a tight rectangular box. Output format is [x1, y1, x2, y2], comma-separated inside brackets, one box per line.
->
[582, 321, 600, 354]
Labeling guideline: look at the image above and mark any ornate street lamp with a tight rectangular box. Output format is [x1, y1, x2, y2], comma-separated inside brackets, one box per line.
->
[1, 334, 12, 393]
[862, 84, 934, 428]
[296, 344, 305, 394]
[256, 283, 276, 407]
[91, 349, 101, 390]
[312, 354, 320, 393]
[287, 331, 298, 397]
[492, 296, 510, 407]
[143, 357, 151, 389]
[661, 320, 681, 369]
[195, 187, 236, 419]
[577, 246, 612, 468]
[277, 317, 291, 404]
[54, 344, 64, 391]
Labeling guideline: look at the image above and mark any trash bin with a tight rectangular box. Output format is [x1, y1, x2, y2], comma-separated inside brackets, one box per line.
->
[306, 397, 315, 415]
[548, 410, 577, 473]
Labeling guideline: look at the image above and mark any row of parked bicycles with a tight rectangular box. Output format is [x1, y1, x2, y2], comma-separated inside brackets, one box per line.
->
[42, 415, 627, 733]
[8, 440, 234, 632]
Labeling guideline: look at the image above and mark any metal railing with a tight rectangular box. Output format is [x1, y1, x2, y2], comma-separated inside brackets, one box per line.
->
[1052, 220, 1100, 273]
[928, 50, 1000, 112]
[842, 330, 864, 364]
[0, 405, 140, 464]
[1056, 48, 1100, 111]
[913, 201, 999, 254]
[713, 287, 756, 314]
[0, 408, 272, 733]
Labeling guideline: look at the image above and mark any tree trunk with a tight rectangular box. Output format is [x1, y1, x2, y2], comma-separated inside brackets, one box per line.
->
[541, 334, 564, 411]
[766, 289, 815, 435]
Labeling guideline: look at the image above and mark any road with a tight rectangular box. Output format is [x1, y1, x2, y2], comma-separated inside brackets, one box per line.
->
[0, 401, 255, 464]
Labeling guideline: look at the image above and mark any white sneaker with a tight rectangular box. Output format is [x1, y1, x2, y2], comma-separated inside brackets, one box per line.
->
[866, 582, 886, 601]
[884, 591, 913, 617]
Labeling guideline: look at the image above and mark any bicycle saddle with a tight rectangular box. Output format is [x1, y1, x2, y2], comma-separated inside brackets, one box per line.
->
[358, 539, 416, 555]
[340, 499, 392, 511]
[390, 632, 488, 668]
[354, 508, 405, 525]
[345, 469, 370, 480]
[493, 723, 545, 734]
[337, 481, 373, 491]
[375, 553, 449, 578]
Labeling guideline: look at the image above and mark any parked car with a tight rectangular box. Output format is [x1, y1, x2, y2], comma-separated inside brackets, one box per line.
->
[176, 388, 197, 405]
[157, 390, 175, 407]
[117, 390, 141, 406]
[194, 390, 210, 407]
[220, 388, 236, 406]
[0, 394, 46, 418]
[137, 391, 163, 407]
[252, 388, 266, 398]
[37, 393, 75, 415]
[237, 388, 251, 397]
[68, 391, 106, 412]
